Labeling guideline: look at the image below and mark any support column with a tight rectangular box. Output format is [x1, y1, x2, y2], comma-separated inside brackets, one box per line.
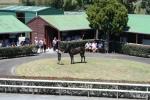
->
[136, 34, 138, 44]
[58, 31, 61, 41]
[29, 32, 32, 44]
[45, 27, 48, 48]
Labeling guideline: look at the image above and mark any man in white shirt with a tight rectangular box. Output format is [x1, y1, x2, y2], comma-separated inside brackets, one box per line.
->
[91, 41, 97, 53]
[85, 42, 91, 52]
[52, 37, 57, 51]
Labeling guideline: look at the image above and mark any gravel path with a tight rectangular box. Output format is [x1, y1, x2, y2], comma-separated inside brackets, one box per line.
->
[0, 52, 149, 76]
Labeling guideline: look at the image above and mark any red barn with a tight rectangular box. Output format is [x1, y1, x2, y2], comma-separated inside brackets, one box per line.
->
[28, 15, 95, 48]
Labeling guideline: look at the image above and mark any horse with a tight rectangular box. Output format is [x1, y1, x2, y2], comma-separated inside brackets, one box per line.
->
[65, 45, 86, 64]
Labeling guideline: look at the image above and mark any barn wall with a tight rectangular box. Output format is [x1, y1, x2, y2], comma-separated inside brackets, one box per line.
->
[28, 18, 48, 45]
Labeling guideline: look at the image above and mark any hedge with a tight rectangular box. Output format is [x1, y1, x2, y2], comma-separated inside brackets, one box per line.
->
[60, 39, 105, 52]
[60, 39, 94, 48]
[60, 40, 150, 58]
[121, 43, 150, 58]
[0, 45, 37, 58]
[110, 42, 150, 58]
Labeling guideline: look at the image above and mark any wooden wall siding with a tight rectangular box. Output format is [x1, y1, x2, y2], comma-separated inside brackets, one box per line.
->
[28, 18, 48, 45]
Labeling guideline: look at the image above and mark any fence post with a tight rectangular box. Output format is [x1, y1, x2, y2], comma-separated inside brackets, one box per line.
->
[146, 87, 149, 100]
[58, 83, 61, 95]
[116, 85, 119, 99]
[87, 84, 90, 97]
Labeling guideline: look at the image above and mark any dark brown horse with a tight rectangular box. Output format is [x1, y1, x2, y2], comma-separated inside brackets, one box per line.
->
[66, 45, 86, 64]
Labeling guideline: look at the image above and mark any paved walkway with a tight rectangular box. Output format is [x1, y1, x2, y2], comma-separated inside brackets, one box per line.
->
[0, 93, 139, 100]
[0, 52, 149, 76]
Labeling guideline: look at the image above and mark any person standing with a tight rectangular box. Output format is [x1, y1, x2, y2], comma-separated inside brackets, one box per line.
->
[34, 37, 39, 49]
[52, 37, 57, 51]
[56, 40, 63, 64]
[43, 39, 47, 53]
[39, 39, 44, 53]
[91, 41, 98, 53]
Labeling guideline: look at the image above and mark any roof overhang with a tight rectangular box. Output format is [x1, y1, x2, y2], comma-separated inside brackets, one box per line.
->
[0, 31, 32, 34]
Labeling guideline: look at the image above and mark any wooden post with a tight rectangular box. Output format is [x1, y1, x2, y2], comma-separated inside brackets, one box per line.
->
[30, 32, 32, 44]
[136, 34, 138, 44]
[45, 27, 48, 48]
[58, 31, 61, 41]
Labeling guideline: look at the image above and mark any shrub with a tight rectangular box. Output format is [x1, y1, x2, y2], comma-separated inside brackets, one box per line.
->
[111, 42, 150, 58]
[109, 41, 124, 53]
[121, 43, 150, 58]
[0, 45, 37, 58]
[60, 39, 95, 50]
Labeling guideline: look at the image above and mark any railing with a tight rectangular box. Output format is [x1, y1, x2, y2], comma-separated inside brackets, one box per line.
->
[0, 78, 149, 99]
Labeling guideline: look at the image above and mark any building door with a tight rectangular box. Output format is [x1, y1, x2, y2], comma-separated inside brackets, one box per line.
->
[45, 26, 58, 48]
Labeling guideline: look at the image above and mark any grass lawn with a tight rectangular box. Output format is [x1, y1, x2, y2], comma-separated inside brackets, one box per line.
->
[15, 57, 150, 82]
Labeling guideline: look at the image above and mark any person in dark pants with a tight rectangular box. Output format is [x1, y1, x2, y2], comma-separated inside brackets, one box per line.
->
[56, 40, 63, 65]
[57, 49, 62, 64]
[43, 39, 47, 53]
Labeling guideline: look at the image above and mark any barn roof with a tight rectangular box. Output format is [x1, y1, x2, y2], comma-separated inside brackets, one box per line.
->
[40, 15, 91, 31]
[0, 15, 32, 34]
[127, 14, 150, 35]
[0, 5, 49, 12]
[40, 14, 150, 34]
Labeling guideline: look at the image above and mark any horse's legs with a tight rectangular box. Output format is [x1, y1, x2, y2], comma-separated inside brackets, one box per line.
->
[80, 55, 82, 63]
[57, 52, 61, 64]
[83, 52, 85, 63]
[80, 53, 85, 63]
[71, 56, 74, 64]
[69, 54, 72, 64]
[80, 53, 82, 63]
[82, 55, 85, 63]
[70, 55, 74, 64]
[81, 53, 85, 63]
[72, 56, 74, 64]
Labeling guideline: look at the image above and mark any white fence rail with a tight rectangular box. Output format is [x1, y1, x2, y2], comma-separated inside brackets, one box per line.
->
[0, 78, 149, 99]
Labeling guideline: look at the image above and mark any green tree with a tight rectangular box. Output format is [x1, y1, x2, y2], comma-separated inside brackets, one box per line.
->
[118, 0, 136, 14]
[142, 0, 150, 14]
[86, 0, 128, 52]
[63, 0, 84, 11]
[21, 0, 35, 6]
[51, 0, 63, 9]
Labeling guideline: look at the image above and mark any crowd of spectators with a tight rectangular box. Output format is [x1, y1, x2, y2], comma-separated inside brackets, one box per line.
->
[34, 37, 47, 53]
[0, 38, 31, 48]
[85, 41, 103, 53]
